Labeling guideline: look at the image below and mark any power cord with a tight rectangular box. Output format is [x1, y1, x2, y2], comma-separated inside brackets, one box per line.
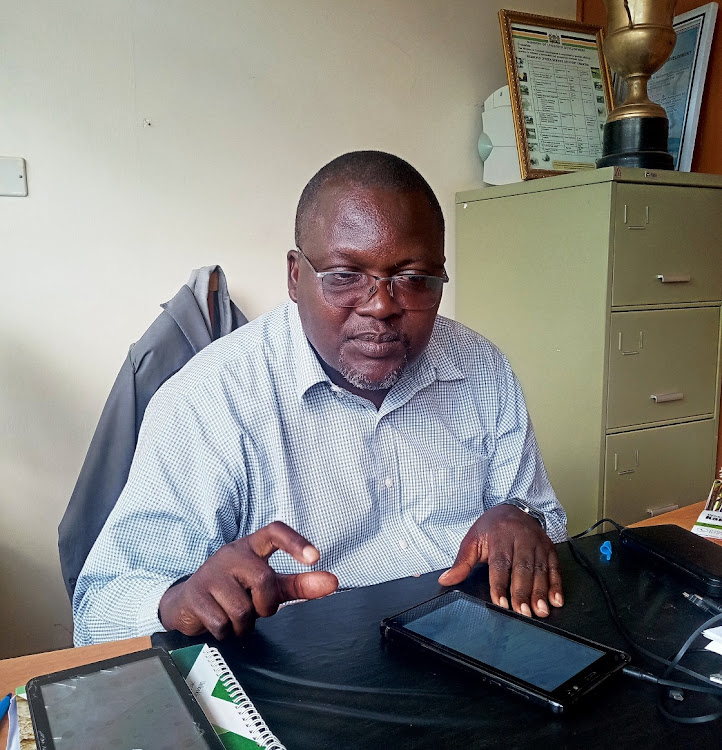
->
[622, 664, 722, 693]
[570, 517, 624, 539]
[567, 522, 722, 723]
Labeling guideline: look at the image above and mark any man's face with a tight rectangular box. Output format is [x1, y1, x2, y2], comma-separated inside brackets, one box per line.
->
[288, 181, 445, 400]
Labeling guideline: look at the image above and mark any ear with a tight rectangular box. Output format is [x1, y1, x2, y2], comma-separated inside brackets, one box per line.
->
[287, 249, 300, 302]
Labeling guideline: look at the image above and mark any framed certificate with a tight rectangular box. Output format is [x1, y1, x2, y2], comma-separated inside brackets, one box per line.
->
[640, 3, 717, 171]
[498, 9, 613, 180]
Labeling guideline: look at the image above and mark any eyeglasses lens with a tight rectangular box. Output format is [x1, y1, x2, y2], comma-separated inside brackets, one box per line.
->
[320, 273, 444, 310]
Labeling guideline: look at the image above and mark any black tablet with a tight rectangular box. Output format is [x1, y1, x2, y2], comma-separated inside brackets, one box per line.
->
[381, 590, 630, 714]
[620, 524, 722, 597]
[25, 647, 225, 750]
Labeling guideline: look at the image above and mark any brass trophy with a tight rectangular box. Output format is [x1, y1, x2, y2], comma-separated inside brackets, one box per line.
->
[597, 0, 677, 169]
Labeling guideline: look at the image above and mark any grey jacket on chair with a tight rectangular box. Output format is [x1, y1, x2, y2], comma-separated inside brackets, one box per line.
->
[59, 266, 247, 599]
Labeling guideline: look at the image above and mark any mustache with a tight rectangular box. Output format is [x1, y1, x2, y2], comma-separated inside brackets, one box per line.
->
[344, 327, 407, 344]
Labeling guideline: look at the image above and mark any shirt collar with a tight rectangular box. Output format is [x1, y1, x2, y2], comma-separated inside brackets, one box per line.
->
[288, 304, 465, 402]
[378, 317, 465, 413]
[288, 303, 334, 399]
[412, 316, 466, 384]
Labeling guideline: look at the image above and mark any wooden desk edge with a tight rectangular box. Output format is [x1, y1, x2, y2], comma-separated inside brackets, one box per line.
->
[0, 500, 714, 745]
[628, 500, 712, 536]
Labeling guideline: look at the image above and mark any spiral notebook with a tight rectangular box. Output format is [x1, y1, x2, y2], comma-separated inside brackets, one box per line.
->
[170, 643, 285, 750]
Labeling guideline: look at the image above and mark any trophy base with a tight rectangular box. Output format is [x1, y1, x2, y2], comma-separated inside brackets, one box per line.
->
[597, 116, 674, 170]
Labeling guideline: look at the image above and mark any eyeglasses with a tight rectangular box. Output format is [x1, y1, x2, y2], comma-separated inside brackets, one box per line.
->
[295, 247, 448, 311]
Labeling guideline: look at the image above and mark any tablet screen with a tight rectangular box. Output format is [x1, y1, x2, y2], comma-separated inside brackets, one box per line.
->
[33, 653, 212, 749]
[404, 594, 604, 691]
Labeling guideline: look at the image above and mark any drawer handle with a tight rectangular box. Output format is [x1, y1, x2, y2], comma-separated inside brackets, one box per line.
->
[646, 504, 680, 517]
[650, 392, 684, 403]
[656, 274, 691, 283]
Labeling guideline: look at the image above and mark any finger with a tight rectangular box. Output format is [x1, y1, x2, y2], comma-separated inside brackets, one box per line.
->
[210, 584, 257, 636]
[184, 590, 234, 640]
[159, 582, 221, 637]
[275, 570, 339, 603]
[246, 521, 320, 565]
[530, 554, 551, 618]
[486, 544, 514, 610]
[546, 549, 564, 608]
[438, 532, 485, 587]
[508, 544, 536, 617]
[529, 545, 565, 616]
[222, 548, 289, 619]
[247, 565, 285, 618]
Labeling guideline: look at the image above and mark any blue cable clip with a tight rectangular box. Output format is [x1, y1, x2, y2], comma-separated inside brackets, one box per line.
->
[600, 540, 612, 561]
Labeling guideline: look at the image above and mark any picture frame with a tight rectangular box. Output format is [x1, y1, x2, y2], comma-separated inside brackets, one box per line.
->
[613, 3, 718, 172]
[498, 9, 613, 180]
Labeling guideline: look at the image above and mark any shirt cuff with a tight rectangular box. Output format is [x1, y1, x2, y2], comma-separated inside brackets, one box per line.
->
[135, 579, 175, 635]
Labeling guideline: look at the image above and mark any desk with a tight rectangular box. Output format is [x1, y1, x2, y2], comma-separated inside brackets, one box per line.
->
[1, 501, 718, 748]
[628, 501, 718, 537]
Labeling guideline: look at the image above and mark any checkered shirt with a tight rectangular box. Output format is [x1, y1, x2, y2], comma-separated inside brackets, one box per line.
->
[73, 301, 566, 645]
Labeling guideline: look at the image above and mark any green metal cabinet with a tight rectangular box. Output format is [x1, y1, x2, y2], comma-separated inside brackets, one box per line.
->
[604, 420, 718, 527]
[455, 167, 722, 535]
[607, 307, 719, 428]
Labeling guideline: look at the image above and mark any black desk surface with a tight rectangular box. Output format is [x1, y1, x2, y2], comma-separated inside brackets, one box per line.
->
[153, 532, 722, 748]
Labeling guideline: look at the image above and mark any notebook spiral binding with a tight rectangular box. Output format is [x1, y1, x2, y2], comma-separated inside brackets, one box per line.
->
[207, 646, 286, 750]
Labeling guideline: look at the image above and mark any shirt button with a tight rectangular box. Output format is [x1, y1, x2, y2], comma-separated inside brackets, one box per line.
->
[399, 539, 409, 551]
[384, 477, 394, 488]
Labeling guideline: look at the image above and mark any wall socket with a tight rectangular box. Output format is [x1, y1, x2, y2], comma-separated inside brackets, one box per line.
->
[0, 157, 28, 196]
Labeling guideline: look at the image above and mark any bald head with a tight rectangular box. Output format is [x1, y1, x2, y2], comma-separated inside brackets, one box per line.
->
[295, 151, 444, 248]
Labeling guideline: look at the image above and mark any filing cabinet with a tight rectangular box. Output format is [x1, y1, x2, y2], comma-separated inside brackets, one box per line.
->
[455, 168, 722, 533]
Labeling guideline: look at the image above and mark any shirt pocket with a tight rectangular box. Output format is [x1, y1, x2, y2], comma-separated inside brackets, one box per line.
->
[401, 454, 487, 528]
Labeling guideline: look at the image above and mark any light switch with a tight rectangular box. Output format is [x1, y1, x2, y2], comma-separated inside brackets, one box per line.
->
[0, 157, 28, 197]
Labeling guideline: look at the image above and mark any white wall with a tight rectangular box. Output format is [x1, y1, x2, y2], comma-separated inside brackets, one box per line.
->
[0, 0, 575, 657]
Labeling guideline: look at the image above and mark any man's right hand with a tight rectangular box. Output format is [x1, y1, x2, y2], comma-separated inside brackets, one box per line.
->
[158, 521, 339, 639]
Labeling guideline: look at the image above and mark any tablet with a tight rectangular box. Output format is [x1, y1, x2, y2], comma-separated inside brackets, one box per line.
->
[26, 648, 225, 750]
[620, 524, 722, 597]
[381, 590, 630, 713]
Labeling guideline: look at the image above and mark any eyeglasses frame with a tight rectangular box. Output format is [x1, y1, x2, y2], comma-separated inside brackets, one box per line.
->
[293, 246, 448, 310]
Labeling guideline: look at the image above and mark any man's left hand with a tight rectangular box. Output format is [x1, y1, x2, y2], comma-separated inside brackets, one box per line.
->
[438, 504, 563, 617]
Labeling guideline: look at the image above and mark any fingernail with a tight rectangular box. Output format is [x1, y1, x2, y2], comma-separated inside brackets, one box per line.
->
[302, 545, 318, 564]
[537, 599, 549, 616]
[554, 592, 564, 606]
[438, 569, 451, 582]
[499, 596, 509, 609]
[521, 603, 532, 617]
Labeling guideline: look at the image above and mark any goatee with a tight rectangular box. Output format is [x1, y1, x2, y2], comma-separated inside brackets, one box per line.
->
[337, 353, 407, 391]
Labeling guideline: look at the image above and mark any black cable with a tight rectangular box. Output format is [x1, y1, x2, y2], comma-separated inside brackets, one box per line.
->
[566, 527, 722, 722]
[657, 612, 722, 723]
[567, 532, 719, 679]
[570, 517, 624, 539]
[566, 536, 672, 668]
[622, 666, 722, 695]
[666, 612, 722, 676]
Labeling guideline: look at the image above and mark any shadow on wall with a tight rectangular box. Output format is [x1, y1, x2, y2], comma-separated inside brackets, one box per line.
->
[0, 327, 103, 658]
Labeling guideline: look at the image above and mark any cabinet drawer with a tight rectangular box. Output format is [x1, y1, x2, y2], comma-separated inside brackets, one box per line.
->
[604, 420, 717, 526]
[611, 183, 722, 306]
[607, 307, 719, 429]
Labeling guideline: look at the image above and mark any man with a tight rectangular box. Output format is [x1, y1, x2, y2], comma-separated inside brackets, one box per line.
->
[73, 151, 567, 646]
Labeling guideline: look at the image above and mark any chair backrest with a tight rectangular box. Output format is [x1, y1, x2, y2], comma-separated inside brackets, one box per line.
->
[58, 267, 245, 600]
